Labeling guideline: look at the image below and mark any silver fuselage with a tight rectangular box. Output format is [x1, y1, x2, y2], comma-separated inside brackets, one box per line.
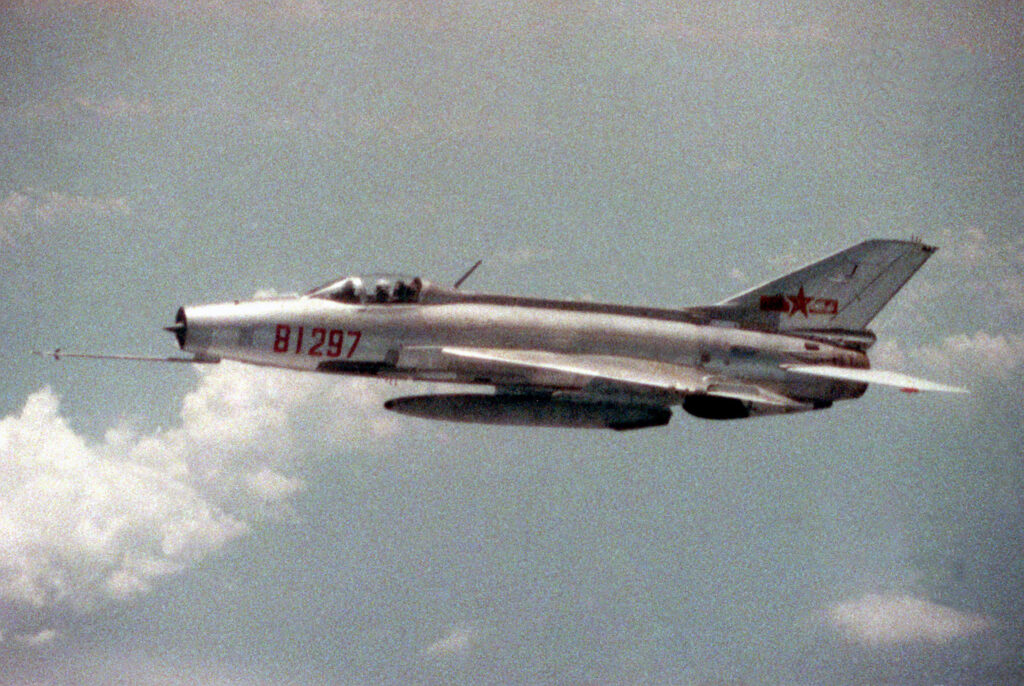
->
[179, 294, 868, 407]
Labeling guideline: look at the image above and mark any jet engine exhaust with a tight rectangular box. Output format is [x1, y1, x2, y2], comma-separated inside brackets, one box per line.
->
[383, 394, 672, 431]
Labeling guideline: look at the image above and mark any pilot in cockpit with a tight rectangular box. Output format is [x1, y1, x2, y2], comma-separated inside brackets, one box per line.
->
[393, 280, 409, 303]
[316, 275, 422, 305]
[335, 280, 358, 303]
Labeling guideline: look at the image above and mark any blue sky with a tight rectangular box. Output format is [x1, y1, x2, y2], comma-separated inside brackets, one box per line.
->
[1, 2, 1022, 684]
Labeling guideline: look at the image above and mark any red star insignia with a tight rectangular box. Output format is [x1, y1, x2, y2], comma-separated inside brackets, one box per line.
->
[787, 286, 812, 317]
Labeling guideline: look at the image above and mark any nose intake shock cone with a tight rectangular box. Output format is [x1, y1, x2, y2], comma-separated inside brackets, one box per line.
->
[164, 307, 187, 349]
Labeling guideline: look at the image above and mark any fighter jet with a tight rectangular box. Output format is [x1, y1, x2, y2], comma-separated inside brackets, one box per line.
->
[41, 239, 966, 430]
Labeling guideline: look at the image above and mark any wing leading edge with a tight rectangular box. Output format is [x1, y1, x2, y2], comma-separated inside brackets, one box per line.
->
[396, 346, 811, 411]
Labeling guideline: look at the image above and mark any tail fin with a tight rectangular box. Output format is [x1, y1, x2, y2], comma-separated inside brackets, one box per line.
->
[717, 239, 936, 334]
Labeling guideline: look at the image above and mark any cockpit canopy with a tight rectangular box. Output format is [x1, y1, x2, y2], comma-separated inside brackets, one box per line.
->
[307, 274, 423, 305]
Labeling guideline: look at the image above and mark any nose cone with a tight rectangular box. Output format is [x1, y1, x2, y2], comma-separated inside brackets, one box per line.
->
[164, 307, 187, 349]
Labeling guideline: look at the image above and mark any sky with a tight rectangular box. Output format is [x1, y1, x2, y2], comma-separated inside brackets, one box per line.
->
[1, 1, 1022, 684]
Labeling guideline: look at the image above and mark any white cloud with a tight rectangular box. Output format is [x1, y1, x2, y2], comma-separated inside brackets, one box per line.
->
[933, 225, 1024, 270]
[0, 361, 403, 639]
[11, 629, 59, 648]
[422, 626, 477, 658]
[827, 593, 991, 646]
[0, 188, 130, 244]
[2, 647, 281, 686]
[0, 188, 130, 224]
[924, 226, 1024, 324]
[245, 467, 305, 502]
[0, 389, 248, 613]
[931, 332, 1024, 375]
[873, 331, 1024, 383]
[494, 246, 555, 267]
[125, 362, 402, 516]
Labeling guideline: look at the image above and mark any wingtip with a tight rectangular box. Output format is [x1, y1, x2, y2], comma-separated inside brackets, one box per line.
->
[903, 383, 970, 395]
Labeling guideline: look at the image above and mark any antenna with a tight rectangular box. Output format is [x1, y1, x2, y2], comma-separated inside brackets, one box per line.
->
[453, 260, 482, 289]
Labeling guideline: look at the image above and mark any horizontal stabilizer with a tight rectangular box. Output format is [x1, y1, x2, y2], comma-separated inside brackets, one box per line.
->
[784, 364, 968, 394]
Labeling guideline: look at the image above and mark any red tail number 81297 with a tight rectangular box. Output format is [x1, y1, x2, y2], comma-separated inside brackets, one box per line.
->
[273, 325, 361, 358]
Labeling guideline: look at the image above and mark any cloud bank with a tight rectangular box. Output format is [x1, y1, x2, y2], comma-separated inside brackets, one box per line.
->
[0, 362, 399, 642]
[873, 332, 1024, 384]
[0, 387, 244, 613]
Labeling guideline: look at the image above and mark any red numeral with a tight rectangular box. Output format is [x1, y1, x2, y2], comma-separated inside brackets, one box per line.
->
[346, 331, 361, 358]
[308, 328, 325, 356]
[326, 329, 344, 357]
[273, 325, 361, 359]
[274, 324, 291, 352]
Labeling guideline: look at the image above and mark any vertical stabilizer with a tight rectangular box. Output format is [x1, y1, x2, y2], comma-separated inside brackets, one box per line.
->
[717, 239, 936, 333]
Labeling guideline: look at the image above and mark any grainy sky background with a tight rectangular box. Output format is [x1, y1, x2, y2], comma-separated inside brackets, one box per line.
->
[1, 1, 1022, 684]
